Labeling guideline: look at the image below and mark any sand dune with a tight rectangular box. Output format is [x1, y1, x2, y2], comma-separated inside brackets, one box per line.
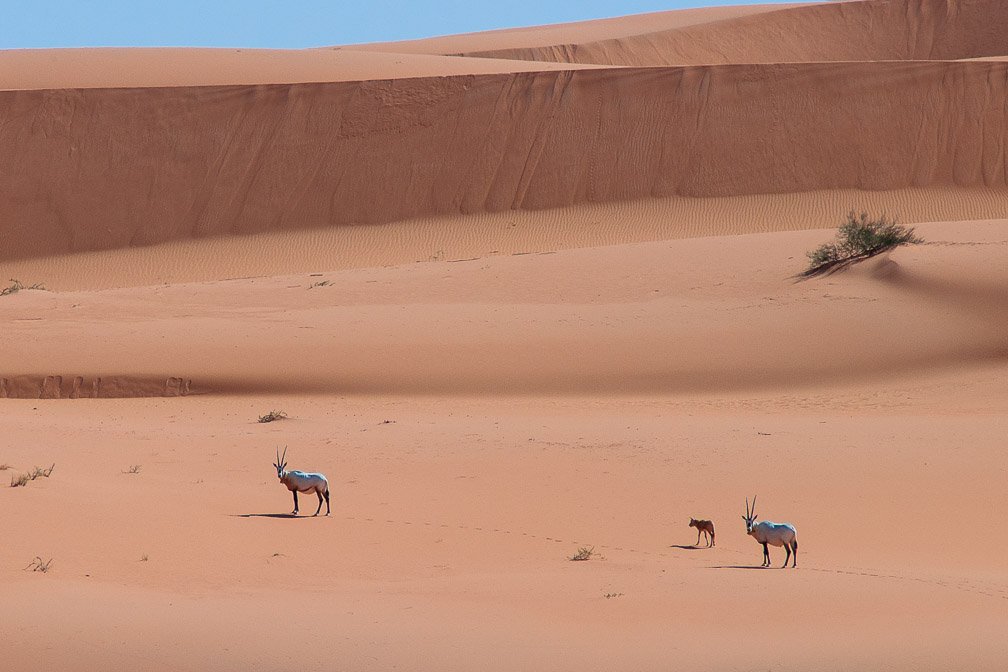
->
[3, 60, 1007, 262]
[342, 3, 801, 58]
[3, 1, 1008, 670]
[2, 220, 1006, 399]
[0, 47, 607, 91]
[2, 186, 1006, 291]
[446, 0, 1008, 65]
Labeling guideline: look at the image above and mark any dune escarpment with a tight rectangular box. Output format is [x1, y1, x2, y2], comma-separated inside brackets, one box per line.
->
[0, 375, 193, 398]
[2, 58, 1007, 262]
[450, 0, 1008, 66]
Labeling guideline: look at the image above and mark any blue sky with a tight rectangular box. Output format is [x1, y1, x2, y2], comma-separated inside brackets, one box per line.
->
[1, 0, 792, 49]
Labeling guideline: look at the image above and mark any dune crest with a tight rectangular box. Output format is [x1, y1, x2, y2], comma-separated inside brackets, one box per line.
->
[444, 0, 1008, 65]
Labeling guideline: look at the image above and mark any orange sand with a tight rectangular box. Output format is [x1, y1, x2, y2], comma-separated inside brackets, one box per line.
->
[2, 1, 1007, 670]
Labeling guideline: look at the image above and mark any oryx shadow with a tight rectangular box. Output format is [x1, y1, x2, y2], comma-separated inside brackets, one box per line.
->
[231, 513, 313, 519]
[668, 544, 711, 551]
[708, 565, 782, 570]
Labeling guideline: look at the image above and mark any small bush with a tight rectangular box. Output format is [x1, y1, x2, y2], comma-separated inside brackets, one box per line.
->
[258, 410, 288, 423]
[10, 463, 54, 487]
[1, 279, 46, 296]
[123, 464, 142, 474]
[802, 212, 923, 277]
[24, 556, 53, 573]
[31, 464, 55, 479]
[570, 546, 595, 562]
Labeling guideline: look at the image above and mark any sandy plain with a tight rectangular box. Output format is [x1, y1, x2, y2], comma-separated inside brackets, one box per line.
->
[2, 0, 1008, 670]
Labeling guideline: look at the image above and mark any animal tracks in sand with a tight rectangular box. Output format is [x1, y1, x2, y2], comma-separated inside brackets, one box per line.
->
[808, 567, 1008, 601]
[343, 513, 733, 563]
[342, 514, 1008, 601]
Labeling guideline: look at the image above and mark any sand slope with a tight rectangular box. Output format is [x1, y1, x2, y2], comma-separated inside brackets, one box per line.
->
[2, 60, 1007, 262]
[2, 220, 1006, 397]
[2, 0, 1008, 263]
[2, 1, 1008, 670]
[439, 0, 1008, 65]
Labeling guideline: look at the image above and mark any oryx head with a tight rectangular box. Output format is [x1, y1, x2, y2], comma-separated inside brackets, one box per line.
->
[742, 495, 758, 535]
[273, 445, 288, 480]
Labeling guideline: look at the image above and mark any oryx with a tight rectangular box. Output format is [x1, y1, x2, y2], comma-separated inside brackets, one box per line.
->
[273, 446, 330, 516]
[688, 518, 716, 547]
[743, 496, 798, 568]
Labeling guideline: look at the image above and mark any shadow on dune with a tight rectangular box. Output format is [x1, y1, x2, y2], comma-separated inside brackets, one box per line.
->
[669, 544, 711, 550]
[231, 513, 311, 519]
[869, 255, 1008, 321]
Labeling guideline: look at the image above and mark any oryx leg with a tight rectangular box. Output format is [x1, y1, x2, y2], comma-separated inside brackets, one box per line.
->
[313, 490, 325, 517]
[696, 530, 703, 546]
[783, 544, 792, 569]
[790, 541, 798, 568]
[323, 489, 331, 516]
[762, 542, 770, 567]
[291, 491, 299, 516]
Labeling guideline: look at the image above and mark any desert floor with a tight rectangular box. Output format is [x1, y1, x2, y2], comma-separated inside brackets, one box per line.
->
[3, 218, 1007, 671]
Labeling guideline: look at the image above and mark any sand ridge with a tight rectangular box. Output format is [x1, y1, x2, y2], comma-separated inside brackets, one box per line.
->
[446, 0, 1008, 66]
[3, 60, 1007, 263]
[0, 46, 610, 91]
[2, 220, 1006, 398]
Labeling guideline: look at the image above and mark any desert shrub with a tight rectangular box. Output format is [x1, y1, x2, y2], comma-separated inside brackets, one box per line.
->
[24, 556, 53, 573]
[258, 410, 288, 423]
[569, 546, 595, 562]
[10, 463, 54, 487]
[1, 279, 46, 296]
[31, 464, 55, 479]
[802, 212, 923, 277]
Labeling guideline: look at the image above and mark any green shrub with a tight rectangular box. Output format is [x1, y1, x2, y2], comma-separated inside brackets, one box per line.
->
[803, 212, 923, 277]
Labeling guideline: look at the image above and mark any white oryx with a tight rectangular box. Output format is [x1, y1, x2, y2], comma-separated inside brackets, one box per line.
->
[742, 496, 798, 568]
[273, 446, 330, 517]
